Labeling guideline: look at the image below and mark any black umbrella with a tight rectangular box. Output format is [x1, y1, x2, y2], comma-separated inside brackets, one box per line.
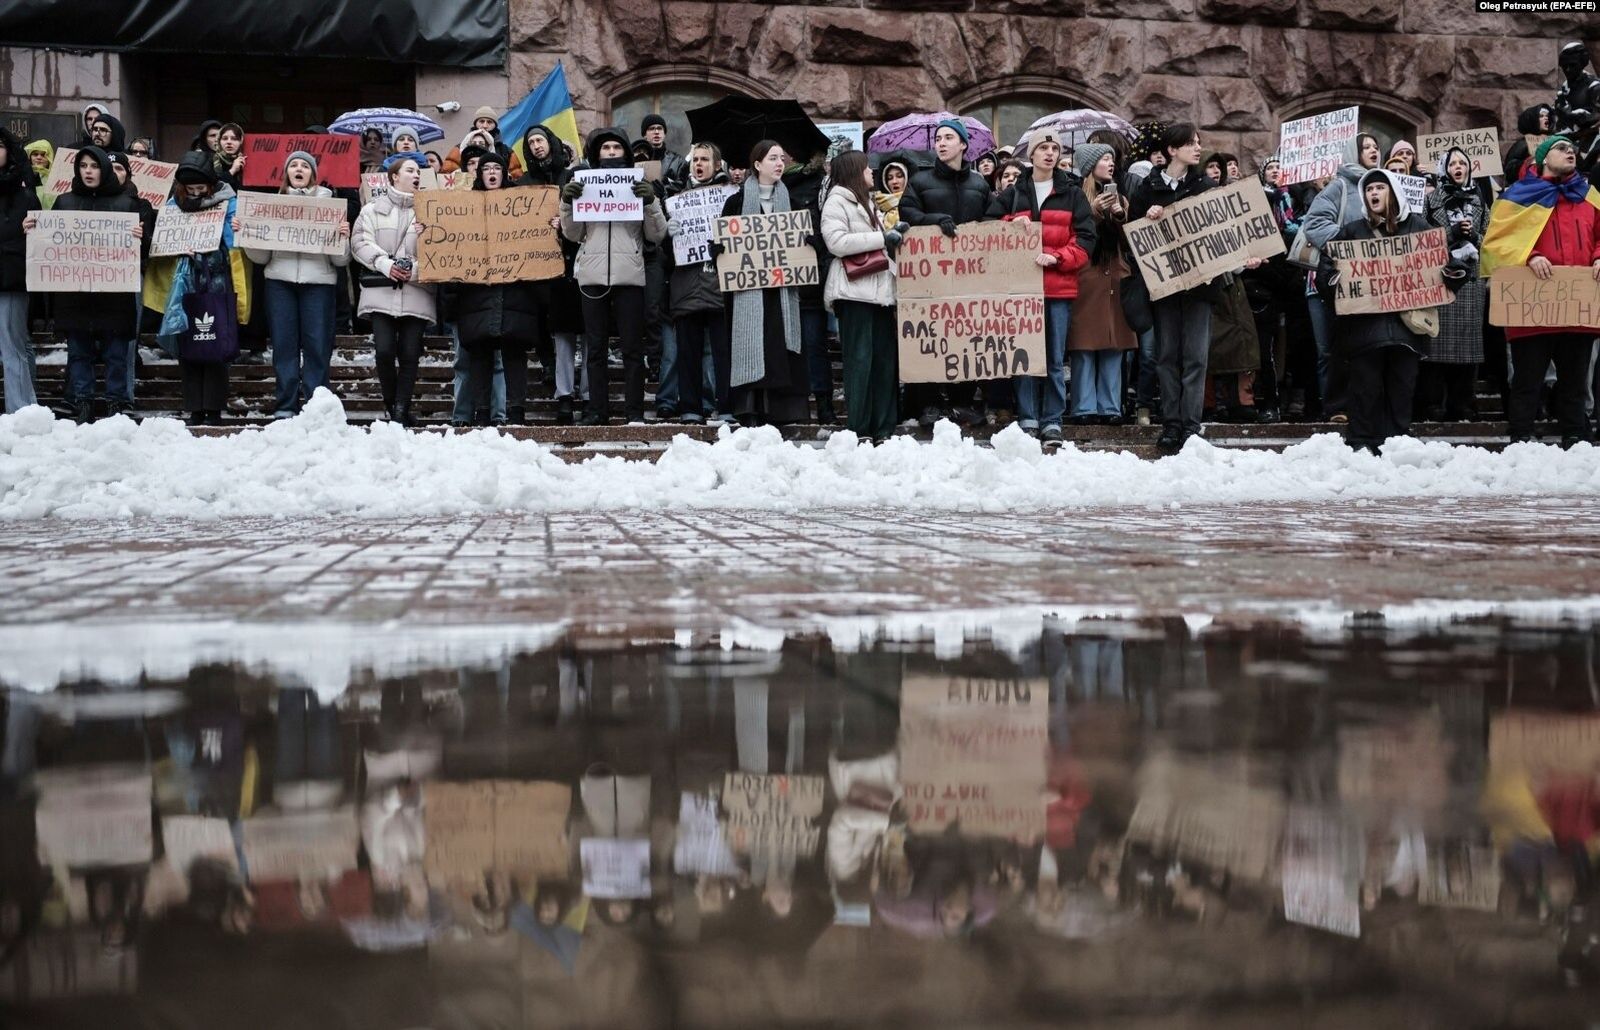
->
[687, 96, 831, 168]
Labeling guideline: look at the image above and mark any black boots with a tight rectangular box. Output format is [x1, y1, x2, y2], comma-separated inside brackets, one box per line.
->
[472, 407, 492, 427]
[74, 402, 94, 425]
[505, 406, 526, 426]
[815, 391, 836, 425]
[555, 396, 574, 425]
[396, 400, 415, 428]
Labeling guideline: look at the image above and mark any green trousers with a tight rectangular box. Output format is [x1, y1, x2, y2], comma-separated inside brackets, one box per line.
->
[836, 299, 898, 440]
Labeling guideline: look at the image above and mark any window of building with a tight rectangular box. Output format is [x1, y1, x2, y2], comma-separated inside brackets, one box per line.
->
[610, 85, 726, 157]
[960, 95, 1068, 154]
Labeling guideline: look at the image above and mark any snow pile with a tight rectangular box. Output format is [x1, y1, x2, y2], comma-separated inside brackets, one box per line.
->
[4, 389, 1600, 519]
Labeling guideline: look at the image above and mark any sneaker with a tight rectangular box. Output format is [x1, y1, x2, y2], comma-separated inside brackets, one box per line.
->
[899, 417, 920, 429]
[1156, 426, 1184, 453]
[1329, 413, 1349, 425]
[681, 413, 704, 425]
[576, 412, 606, 427]
[1135, 406, 1152, 427]
[1041, 424, 1063, 444]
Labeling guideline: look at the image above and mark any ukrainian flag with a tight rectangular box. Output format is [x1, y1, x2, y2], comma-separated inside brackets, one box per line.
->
[1481, 172, 1600, 277]
[503, 63, 582, 169]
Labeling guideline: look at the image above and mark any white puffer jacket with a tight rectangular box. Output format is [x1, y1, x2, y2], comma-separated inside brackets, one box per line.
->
[352, 189, 436, 323]
[821, 185, 896, 312]
[243, 185, 351, 286]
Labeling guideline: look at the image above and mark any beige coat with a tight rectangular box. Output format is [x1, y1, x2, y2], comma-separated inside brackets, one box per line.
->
[559, 195, 668, 289]
[821, 185, 895, 312]
[351, 189, 436, 323]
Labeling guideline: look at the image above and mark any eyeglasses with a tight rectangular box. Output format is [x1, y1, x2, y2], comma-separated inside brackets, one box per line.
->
[128, 148, 149, 157]
[1550, 143, 1576, 154]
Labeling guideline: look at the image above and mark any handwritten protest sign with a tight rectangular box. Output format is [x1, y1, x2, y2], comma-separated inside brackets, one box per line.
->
[714, 209, 819, 291]
[241, 808, 360, 881]
[46, 147, 176, 208]
[1282, 806, 1361, 938]
[636, 160, 662, 183]
[242, 133, 361, 188]
[667, 184, 738, 264]
[1418, 841, 1501, 912]
[1418, 128, 1503, 178]
[34, 765, 152, 867]
[1277, 106, 1360, 185]
[898, 676, 1048, 839]
[1488, 266, 1600, 329]
[580, 838, 652, 898]
[160, 814, 239, 876]
[1123, 177, 1286, 301]
[1395, 173, 1427, 213]
[818, 121, 865, 151]
[423, 780, 570, 888]
[1324, 227, 1449, 315]
[896, 220, 1044, 383]
[416, 186, 563, 285]
[360, 171, 388, 204]
[25, 210, 140, 292]
[720, 772, 825, 856]
[1125, 750, 1286, 884]
[572, 167, 643, 222]
[150, 204, 226, 258]
[236, 191, 347, 256]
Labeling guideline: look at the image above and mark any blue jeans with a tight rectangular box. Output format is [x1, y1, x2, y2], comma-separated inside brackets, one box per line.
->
[265, 279, 336, 416]
[1306, 293, 1347, 415]
[1015, 299, 1069, 429]
[66, 332, 132, 405]
[0, 292, 35, 412]
[1135, 327, 1158, 409]
[1069, 349, 1123, 418]
[656, 320, 681, 413]
[275, 687, 340, 783]
[452, 327, 505, 422]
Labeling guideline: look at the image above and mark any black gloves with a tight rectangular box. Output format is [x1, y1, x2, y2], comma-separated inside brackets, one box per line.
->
[937, 216, 957, 238]
[560, 179, 584, 201]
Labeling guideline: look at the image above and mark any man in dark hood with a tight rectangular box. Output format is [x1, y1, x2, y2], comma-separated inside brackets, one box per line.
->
[517, 124, 568, 187]
[87, 112, 127, 155]
[173, 149, 234, 211]
[191, 119, 223, 155]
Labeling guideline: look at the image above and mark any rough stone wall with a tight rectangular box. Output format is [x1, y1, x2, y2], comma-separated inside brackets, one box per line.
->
[511, 0, 1595, 157]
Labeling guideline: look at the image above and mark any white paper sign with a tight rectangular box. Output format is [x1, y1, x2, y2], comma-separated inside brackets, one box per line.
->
[572, 167, 643, 222]
[667, 184, 738, 264]
[1394, 173, 1426, 213]
[672, 792, 741, 877]
[580, 837, 652, 899]
[161, 814, 239, 876]
[1282, 807, 1360, 938]
[1277, 106, 1360, 186]
[818, 121, 865, 152]
[149, 204, 226, 258]
[34, 765, 153, 867]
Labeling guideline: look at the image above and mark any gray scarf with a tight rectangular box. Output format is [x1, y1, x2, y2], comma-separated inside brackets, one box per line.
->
[729, 177, 802, 388]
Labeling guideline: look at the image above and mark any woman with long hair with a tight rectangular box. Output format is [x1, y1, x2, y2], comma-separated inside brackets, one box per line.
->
[352, 155, 436, 425]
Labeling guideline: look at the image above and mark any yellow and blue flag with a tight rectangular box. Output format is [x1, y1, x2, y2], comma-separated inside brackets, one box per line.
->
[1481, 170, 1600, 277]
[502, 63, 581, 169]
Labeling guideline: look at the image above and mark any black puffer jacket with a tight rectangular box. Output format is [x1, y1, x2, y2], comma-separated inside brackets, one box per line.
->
[898, 159, 992, 227]
[53, 146, 142, 335]
[0, 127, 42, 293]
[454, 160, 541, 347]
[1316, 210, 1433, 359]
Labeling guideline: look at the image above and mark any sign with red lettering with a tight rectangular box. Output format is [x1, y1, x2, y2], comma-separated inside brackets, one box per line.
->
[1277, 106, 1360, 186]
[25, 210, 141, 292]
[242, 133, 361, 189]
[46, 147, 176, 208]
[1325, 227, 1449, 315]
[571, 167, 643, 222]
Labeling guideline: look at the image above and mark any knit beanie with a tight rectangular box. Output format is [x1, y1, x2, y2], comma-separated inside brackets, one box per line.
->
[1534, 134, 1571, 169]
[936, 118, 969, 146]
[1388, 140, 1415, 161]
[642, 114, 667, 133]
[391, 127, 419, 149]
[1026, 130, 1062, 162]
[1072, 142, 1113, 179]
[472, 106, 497, 124]
[285, 150, 319, 179]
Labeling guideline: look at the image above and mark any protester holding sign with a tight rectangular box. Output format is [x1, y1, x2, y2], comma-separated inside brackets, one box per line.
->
[240, 151, 351, 418]
[353, 156, 436, 426]
[518, 123, 585, 425]
[1316, 171, 1448, 454]
[23, 146, 146, 423]
[822, 149, 906, 444]
[559, 127, 665, 425]
[988, 131, 1095, 442]
[0, 127, 41, 413]
[1419, 148, 1489, 421]
[666, 143, 736, 424]
[1482, 136, 1600, 447]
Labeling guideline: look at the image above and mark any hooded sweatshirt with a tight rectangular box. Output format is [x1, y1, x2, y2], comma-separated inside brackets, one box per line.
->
[23, 139, 55, 210]
[1316, 168, 1433, 357]
[0, 127, 43, 293]
[241, 153, 351, 285]
[1301, 132, 1381, 251]
[54, 146, 144, 334]
[75, 103, 109, 148]
[515, 125, 564, 187]
[558, 127, 666, 288]
[89, 113, 127, 155]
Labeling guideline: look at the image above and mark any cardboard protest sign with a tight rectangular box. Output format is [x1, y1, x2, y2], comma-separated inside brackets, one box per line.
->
[714, 209, 819, 292]
[1488, 710, 1600, 779]
[1277, 106, 1360, 185]
[46, 147, 177, 208]
[1282, 806, 1361, 938]
[1324, 227, 1449, 315]
[667, 184, 738, 264]
[236, 191, 347, 256]
[1123, 176, 1286, 301]
[896, 220, 1045, 383]
[572, 167, 644, 222]
[242, 133, 361, 188]
[1417, 841, 1501, 912]
[25, 210, 141, 292]
[1394, 173, 1427, 213]
[416, 186, 563, 285]
[423, 780, 570, 888]
[636, 159, 662, 183]
[898, 676, 1049, 839]
[1125, 750, 1286, 884]
[579, 838, 652, 898]
[1417, 128, 1503, 178]
[160, 814, 239, 876]
[149, 204, 226, 258]
[241, 808, 360, 881]
[1488, 265, 1600, 329]
[720, 772, 826, 856]
[34, 765, 152, 867]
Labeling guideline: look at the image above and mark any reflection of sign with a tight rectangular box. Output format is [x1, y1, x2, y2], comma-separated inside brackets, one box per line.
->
[667, 184, 738, 264]
[242, 133, 361, 188]
[1417, 128, 1503, 179]
[241, 808, 360, 882]
[1277, 106, 1360, 185]
[713, 209, 818, 291]
[237, 192, 347, 256]
[673, 792, 741, 877]
[422, 780, 570, 887]
[25, 210, 140, 292]
[1489, 711, 1600, 779]
[1488, 266, 1600, 329]
[1123, 177, 1286, 301]
[46, 147, 177, 208]
[720, 772, 825, 855]
[416, 186, 563, 284]
[34, 764, 152, 867]
[572, 167, 643, 222]
[1325, 228, 1449, 315]
[149, 204, 226, 257]
[580, 838, 652, 899]
[1418, 841, 1500, 911]
[898, 676, 1048, 839]
[1126, 750, 1285, 883]
[1282, 806, 1360, 938]
[161, 814, 239, 876]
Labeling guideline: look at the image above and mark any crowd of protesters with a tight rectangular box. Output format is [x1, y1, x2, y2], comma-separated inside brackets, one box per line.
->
[1, 68, 1599, 453]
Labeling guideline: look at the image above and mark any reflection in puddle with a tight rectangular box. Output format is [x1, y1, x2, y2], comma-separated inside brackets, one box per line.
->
[4, 618, 1600, 1026]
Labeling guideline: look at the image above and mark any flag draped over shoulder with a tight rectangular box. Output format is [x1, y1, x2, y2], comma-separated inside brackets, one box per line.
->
[1481, 170, 1600, 277]
[503, 64, 581, 169]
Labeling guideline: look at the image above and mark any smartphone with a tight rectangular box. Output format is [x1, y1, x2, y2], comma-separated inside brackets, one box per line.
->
[1102, 181, 1118, 196]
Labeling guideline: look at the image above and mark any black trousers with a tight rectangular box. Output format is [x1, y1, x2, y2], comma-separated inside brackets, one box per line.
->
[675, 310, 730, 418]
[581, 285, 645, 421]
[466, 337, 528, 414]
[371, 314, 426, 412]
[1416, 362, 1478, 420]
[1345, 345, 1418, 452]
[180, 361, 229, 413]
[1509, 331, 1592, 443]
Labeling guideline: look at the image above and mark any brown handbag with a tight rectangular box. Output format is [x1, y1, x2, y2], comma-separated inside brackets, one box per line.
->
[842, 248, 889, 280]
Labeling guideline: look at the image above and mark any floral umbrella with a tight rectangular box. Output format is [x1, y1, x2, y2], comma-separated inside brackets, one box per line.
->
[868, 112, 997, 157]
[1013, 109, 1137, 154]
